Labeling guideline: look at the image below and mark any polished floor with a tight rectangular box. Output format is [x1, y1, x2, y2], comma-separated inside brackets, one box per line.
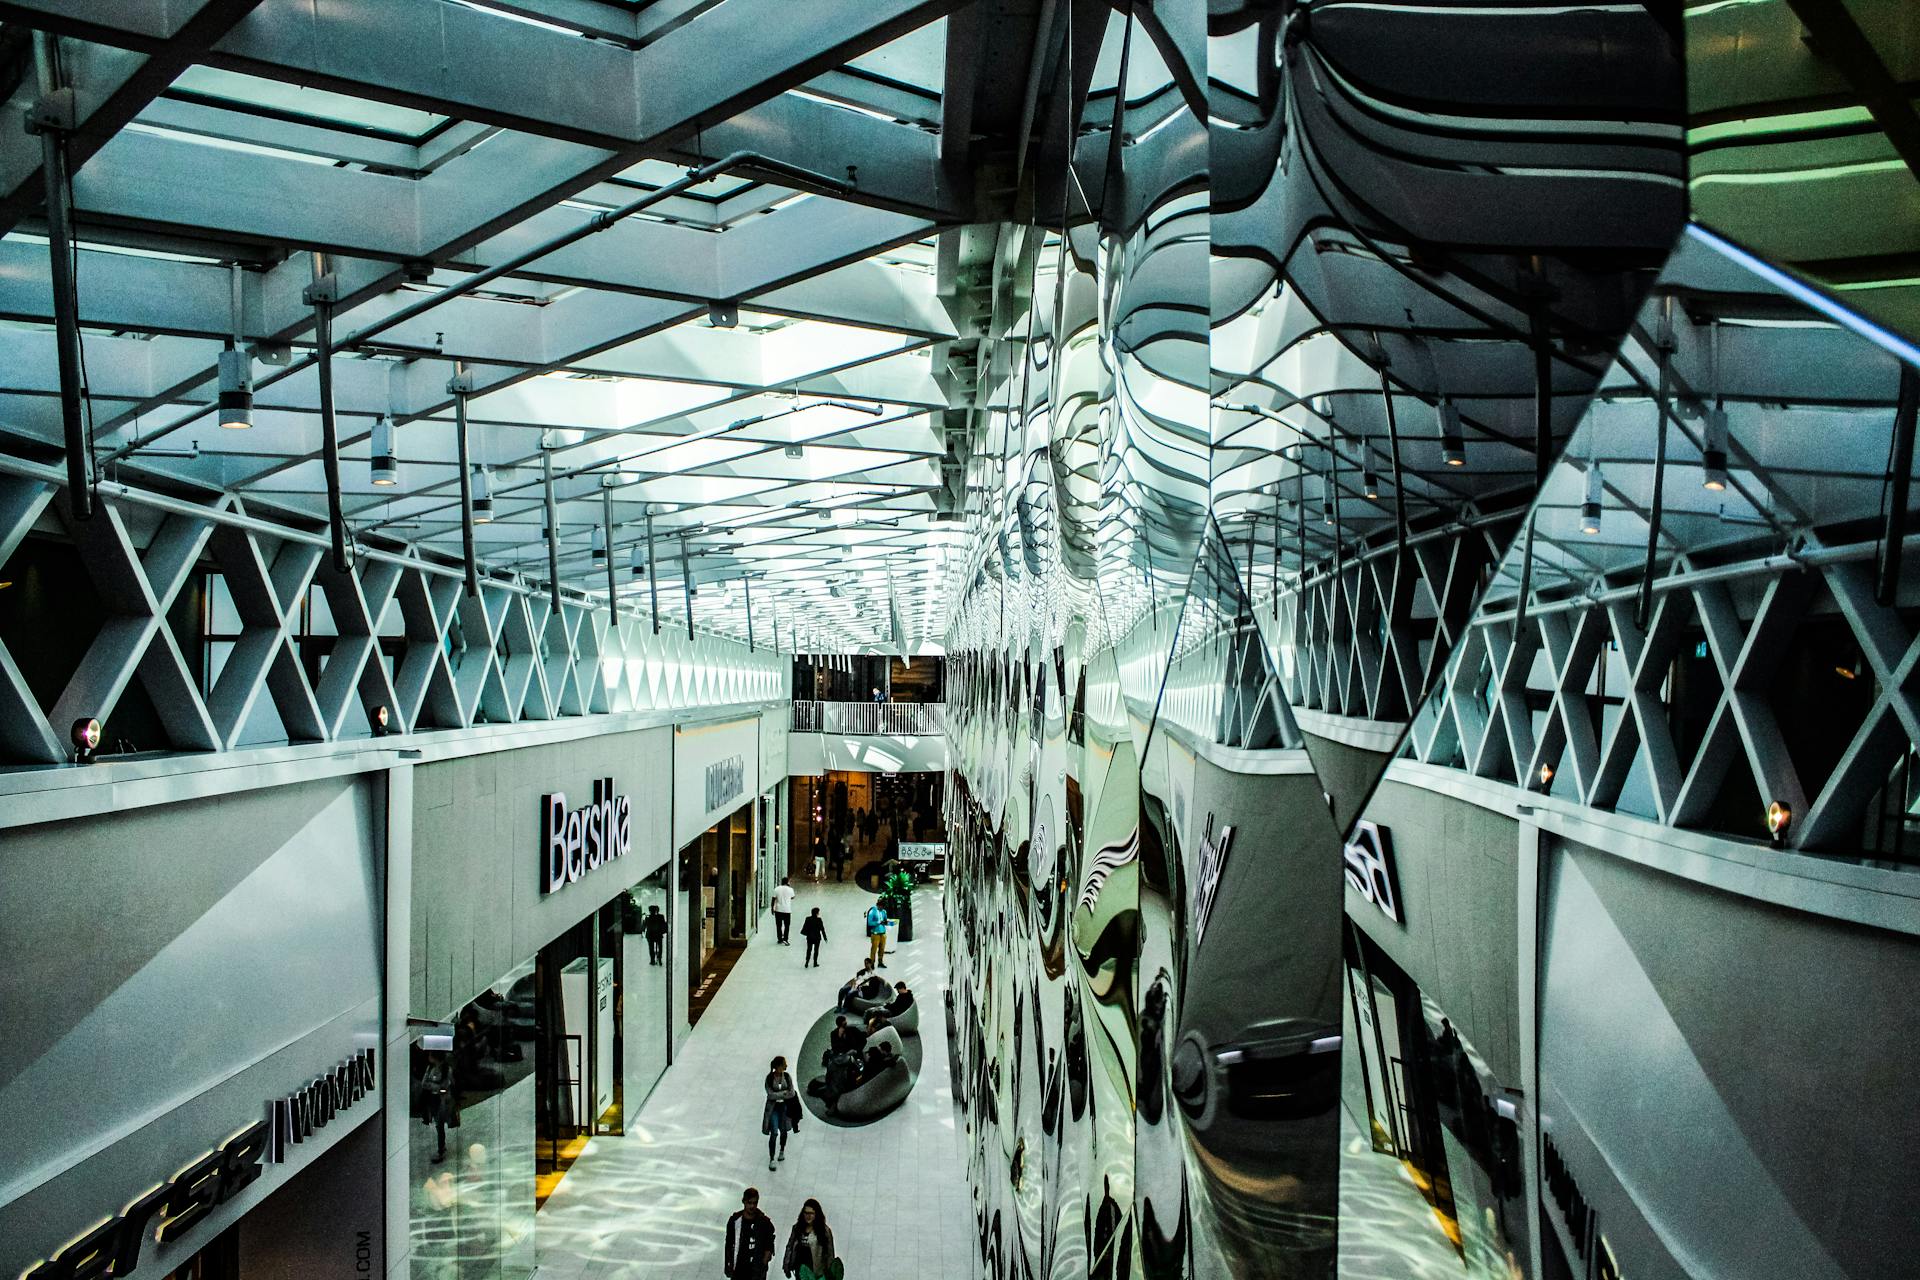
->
[533, 878, 972, 1279]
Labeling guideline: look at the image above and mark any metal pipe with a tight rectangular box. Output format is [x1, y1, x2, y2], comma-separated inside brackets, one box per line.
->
[541, 443, 562, 616]
[745, 573, 755, 652]
[310, 253, 349, 573]
[1532, 307, 1553, 491]
[1876, 364, 1918, 606]
[646, 506, 660, 634]
[1514, 511, 1536, 637]
[1635, 298, 1675, 631]
[36, 34, 89, 520]
[101, 150, 852, 465]
[679, 533, 694, 640]
[450, 362, 478, 598]
[602, 485, 619, 622]
[1378, 365, 1408, 575]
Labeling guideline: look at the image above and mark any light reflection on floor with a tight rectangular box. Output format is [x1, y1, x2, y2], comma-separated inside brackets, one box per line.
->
[1337, 1106, 1486, 1280]
[532, 881, 974, 1280]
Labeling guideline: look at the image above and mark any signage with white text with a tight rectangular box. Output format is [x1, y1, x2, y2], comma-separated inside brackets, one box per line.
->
[1343, 820, 1402, 924]
[542, 778, 633, 894]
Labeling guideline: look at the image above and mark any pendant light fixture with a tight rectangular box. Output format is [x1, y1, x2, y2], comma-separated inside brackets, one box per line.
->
[471, 465, 493, 522]
[1702, 322, 1728, 490]
[1438, 397, 1465, 467]
[1581, 455, 1603, 535]
[217, 266, 253, 429]
[369, 414, 399, 485]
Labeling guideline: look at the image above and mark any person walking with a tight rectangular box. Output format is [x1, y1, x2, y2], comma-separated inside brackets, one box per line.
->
[724, 1188, 777, 1280]
[771, 877, 796, 946]
[811, 838, 826, 883]
[800, 907, 827, 967]
[642, 904, 668, 965]
[865, 898, 890, 969]
[782, 1198, 838, 1279]
[763, 1056, 799, 1170]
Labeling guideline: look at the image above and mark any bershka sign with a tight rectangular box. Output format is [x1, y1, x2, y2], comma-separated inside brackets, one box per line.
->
[1343, 820, 1403, 924]
[542, 777, 633, 894]
[22, 1048, 376, 1280]
[704, 755, 745, 811]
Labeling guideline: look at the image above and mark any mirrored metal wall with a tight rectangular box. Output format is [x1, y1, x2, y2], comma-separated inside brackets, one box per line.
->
[943, 3, 1920, 1279]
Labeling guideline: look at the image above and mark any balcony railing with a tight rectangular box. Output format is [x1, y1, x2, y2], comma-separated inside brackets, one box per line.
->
[791, 700, 945, 736]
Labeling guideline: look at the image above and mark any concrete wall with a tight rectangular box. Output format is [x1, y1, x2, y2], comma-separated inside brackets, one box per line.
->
[1539, 836, 1920, 1280]
[409, 727, 673, 1021]
[0, 775, 384, 1280]
[1343, 776, 1524, 1083]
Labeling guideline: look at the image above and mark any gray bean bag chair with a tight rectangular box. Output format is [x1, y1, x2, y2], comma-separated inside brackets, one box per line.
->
[797, 1007, 922, 1127]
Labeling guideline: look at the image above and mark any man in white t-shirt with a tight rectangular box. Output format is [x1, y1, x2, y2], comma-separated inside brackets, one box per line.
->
[771, 877, 796, 945]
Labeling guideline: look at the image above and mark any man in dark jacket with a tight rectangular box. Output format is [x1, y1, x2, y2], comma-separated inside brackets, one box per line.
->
[799, 907, 827, 968]
[724, 1187, 776, 1279]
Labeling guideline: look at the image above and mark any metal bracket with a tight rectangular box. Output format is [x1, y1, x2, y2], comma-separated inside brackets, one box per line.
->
[446, 369, 475, 395]
[24, 88, 75, 137]
[302, 274, 341, 305]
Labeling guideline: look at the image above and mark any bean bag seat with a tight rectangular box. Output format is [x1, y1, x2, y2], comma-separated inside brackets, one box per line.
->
[842, 991, 892, 1018]
[796, 1006, 922, 1127]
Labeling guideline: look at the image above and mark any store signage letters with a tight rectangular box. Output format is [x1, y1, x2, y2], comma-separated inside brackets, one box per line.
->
[23, 1048, 376, 1280]
[704, 755, 745, 811]
[1192, 814, 1236, 944]
[1343, 820, 1403, 924]
[542, 777, 633, 894]
[1542, 1130, 1625, 1279]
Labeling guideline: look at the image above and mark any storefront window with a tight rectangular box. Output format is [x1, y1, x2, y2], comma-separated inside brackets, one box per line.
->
[613, 868, 672, 1116]
[409, 961, 537, 1280]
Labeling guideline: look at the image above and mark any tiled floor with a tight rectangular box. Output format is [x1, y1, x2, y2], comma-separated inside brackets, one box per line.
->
[533, 879, 972, 1279]
[1337, 1105, 1482, 1279]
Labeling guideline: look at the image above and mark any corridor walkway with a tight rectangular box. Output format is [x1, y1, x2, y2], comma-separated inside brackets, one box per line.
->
[533, 880, 972, 1279]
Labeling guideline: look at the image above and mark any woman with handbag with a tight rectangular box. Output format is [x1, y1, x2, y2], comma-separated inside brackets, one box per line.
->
[763, 1056, 799, 1170]
[782, 1198, 838, 1279]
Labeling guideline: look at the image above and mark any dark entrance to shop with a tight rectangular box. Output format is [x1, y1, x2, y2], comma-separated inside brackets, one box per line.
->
[679, 800, 755, 1025]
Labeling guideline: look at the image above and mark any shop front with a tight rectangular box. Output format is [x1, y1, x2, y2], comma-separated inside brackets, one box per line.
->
[672, 716, 767, 1028]
[0, 773, 387, 1280]
[403, 727, 675, 1275]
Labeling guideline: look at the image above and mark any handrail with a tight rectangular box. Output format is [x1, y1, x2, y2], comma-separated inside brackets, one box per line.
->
[790, 700, 945, 736]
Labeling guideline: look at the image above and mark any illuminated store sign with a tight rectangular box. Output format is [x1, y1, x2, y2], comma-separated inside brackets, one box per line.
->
[1542, 1130, 1625, 1280]
[704, 755, 745, 811]
[542, 777, 633, 894]
[1343, 820, 1403, 924]
[23, 1048, 376, 1280]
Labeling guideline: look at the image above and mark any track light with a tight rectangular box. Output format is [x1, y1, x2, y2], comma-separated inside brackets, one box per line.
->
[216, 347, 253, 429]
[1581, 462, 1603, 534]
[1438, 398, 1465, 467]
[1702, 404, 1729, 491]
[1766, 800, 1791, 846]
[1362, 469, 1379, 500]
[71, 716, 101, 764]
[370, 414, 399, 486]
[471, 466, 492, 522]
[591, 526, 607, 563]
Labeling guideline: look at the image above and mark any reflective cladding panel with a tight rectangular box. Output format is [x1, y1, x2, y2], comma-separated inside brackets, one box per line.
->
[1341, 222, 1920, 1279]
[1211, 0, 1687, 831]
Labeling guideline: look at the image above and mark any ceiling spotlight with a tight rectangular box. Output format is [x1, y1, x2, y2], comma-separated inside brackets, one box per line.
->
[216, 347, 253, 430]
[70, 716, 101, 764]
[591, 526, 607, 563]
[1538, 761, 1554, 788]
[372, 704, 391, 737]
[1701, 404, 1729, 491]
[630, 544, 647, 578]
[1581, 462, 1603, 535]
[471, 465, 493, 522]
[370, 414, 400, 486]
[1362, 469, 1379, 500]
[1766, 800, 1791, 846]
[1438, 398, 1465, 467]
